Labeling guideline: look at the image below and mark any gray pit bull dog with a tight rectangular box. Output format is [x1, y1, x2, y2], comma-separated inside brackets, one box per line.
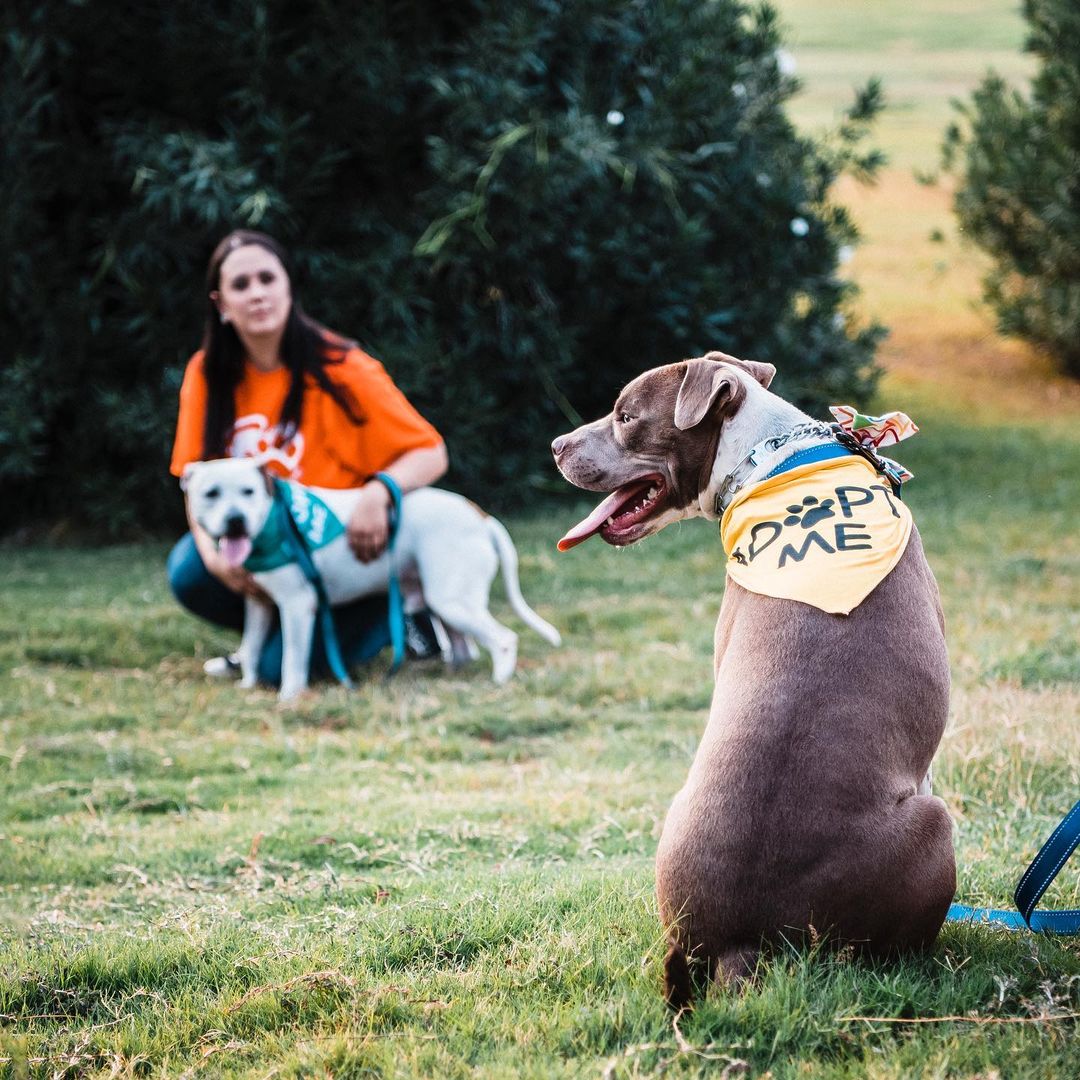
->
[552, 352, 954, 1008]
[183, 458, 561, 700]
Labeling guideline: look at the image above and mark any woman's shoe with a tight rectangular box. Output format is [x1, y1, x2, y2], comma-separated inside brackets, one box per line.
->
[203, 653, 242, 678]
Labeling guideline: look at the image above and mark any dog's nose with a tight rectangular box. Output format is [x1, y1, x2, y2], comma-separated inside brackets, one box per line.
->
[224, 513, 247, 539]
[551, 434, 569, 457]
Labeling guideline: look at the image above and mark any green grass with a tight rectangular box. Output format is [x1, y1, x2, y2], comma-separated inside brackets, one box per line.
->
[777, 0, 1035, 171]
[2, 402, 1079, 1078]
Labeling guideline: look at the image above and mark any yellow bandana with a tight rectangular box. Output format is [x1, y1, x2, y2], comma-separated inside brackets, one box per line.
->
[720, 456, 913, 614]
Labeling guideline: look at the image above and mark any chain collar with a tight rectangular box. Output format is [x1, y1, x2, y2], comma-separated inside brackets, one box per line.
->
[710, 421, 835, 516]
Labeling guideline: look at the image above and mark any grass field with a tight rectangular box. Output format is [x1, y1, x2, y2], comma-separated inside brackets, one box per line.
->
[3, 3, 1080, 1077]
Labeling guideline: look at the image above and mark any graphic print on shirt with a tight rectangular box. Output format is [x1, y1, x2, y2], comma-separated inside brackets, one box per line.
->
[227, 413, 305, 478]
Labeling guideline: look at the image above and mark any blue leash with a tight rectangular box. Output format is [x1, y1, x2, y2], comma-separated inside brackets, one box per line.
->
[371, 472, 407, 675]
[272, 479, 353, 688]
[947, 799, 1080, 933]
[273, 474, 407, 684]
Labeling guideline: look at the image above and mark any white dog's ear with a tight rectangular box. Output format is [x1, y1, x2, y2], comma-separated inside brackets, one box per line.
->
[701, 350, 776, 389]
[179, 462, 200, 493]
[242, 452, 277, 492]
[674, 359, 737, 430]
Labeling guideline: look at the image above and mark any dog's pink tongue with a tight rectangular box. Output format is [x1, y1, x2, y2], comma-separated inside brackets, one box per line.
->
[220, 536, 253, 568]
[557, 482, 648, 552]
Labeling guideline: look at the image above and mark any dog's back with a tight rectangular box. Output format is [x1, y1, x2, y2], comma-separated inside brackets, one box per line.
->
[656, 526, 954, 1000]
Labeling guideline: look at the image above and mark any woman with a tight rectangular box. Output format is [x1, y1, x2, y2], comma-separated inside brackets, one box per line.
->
[168, 229, 448, 683]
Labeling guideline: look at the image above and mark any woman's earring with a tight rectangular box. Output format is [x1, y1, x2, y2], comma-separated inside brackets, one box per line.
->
[219, 312, 229, 324]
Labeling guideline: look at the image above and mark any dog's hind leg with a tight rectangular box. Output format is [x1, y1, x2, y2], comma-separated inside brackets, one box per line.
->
[415, 532, 519, 682]
[865, 794, 956, 954]
[442, 624, 479, 669]
[427, 599, 518, 684]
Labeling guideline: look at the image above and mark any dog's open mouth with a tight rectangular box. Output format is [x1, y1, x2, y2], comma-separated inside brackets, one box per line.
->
[218, 535, 253, 568]
[558, 475, 669, 551]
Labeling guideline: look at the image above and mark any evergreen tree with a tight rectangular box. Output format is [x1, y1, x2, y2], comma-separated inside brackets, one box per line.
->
[944, 0, 1080, 377]
[2, 0, 883, 534]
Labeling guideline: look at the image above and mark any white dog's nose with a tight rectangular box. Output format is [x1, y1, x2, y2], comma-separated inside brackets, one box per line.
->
[224, 513, 247, 538]
[551, 434, 570, 457]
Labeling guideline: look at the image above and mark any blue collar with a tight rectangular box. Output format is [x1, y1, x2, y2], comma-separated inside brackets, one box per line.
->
[764, 441, 854, 480]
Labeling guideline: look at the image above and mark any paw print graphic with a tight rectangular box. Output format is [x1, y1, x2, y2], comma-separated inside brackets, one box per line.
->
[784, 495, 836, 529]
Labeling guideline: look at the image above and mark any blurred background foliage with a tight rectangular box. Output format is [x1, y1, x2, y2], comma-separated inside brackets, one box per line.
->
[2, 0, 884, 536]
[944, 0, 1080, 379]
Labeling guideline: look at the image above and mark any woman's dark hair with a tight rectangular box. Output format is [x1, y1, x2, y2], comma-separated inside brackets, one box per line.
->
[200, 229, 364, 459]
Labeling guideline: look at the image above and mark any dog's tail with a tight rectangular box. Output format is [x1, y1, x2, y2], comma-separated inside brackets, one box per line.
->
[663, 944, 694, 1011]
[485, 517, 562, 646]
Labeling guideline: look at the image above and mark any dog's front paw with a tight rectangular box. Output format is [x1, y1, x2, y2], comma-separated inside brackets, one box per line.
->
[277, 684, 311, 704]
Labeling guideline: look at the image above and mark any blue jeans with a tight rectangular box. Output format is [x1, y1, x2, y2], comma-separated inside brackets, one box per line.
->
[166, 533, 390, 686]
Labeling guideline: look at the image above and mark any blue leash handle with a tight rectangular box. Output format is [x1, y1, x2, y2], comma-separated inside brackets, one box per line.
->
[372, 472, 407, 675]
[947, 799, 1080, 934]
[272, 479, 353, 689]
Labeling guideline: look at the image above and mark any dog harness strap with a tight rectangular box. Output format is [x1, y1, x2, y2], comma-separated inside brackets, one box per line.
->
[372, 472, 406, 675]
[947, 799, 1080, 935]
[271, 479, 353, 689]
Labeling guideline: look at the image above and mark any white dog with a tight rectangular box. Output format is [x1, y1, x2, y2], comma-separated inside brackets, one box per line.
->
[182, 458, 561, 700]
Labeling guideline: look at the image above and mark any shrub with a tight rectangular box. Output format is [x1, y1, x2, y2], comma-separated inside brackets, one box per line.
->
[943, 0, 1080, 378]
[1, 0, 883, 536]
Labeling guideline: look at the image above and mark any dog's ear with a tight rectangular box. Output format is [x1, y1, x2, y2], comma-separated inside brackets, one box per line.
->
[179, 462, 200, 493]
[674, 359, 737, 430]
[241, 451, 276, 493]
[701, 350, 776, 389]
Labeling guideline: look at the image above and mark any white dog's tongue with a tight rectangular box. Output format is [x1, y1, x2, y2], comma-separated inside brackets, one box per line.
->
[220, 536, 253, 568]
[557, 480, 651, 551]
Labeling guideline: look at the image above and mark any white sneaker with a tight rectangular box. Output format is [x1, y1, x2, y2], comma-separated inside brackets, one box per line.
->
[203, 654, 242, 678]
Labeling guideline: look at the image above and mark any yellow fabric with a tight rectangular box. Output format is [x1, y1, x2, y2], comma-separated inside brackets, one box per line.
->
[719, 456, 913, 615]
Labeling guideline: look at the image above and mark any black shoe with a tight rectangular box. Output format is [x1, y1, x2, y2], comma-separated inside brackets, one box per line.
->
[404, 609, 441, 660]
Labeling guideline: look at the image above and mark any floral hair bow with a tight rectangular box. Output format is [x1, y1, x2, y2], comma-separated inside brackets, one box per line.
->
[829, 405, 918, 485]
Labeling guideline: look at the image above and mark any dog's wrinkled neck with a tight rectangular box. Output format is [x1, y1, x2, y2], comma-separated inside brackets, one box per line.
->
[698, 386, 822, 519]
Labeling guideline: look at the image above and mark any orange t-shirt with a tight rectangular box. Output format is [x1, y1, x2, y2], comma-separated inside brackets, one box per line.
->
[170, 346, 442, 487]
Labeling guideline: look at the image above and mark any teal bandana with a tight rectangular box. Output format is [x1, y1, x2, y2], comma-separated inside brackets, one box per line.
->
[245, 480, 347, 573]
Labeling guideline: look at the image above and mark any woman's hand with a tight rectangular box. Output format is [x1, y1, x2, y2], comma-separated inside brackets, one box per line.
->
[204, 550, 268, 599]
[344, 445, 447, 563]
[188, 517, 269, 600]
[346, 481, 392, 563]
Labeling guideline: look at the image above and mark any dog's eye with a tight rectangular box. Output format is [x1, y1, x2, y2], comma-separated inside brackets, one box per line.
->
[240, 487, 255, 497]
[205, 487, 220, 500]
[618, 412, 635, 424]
